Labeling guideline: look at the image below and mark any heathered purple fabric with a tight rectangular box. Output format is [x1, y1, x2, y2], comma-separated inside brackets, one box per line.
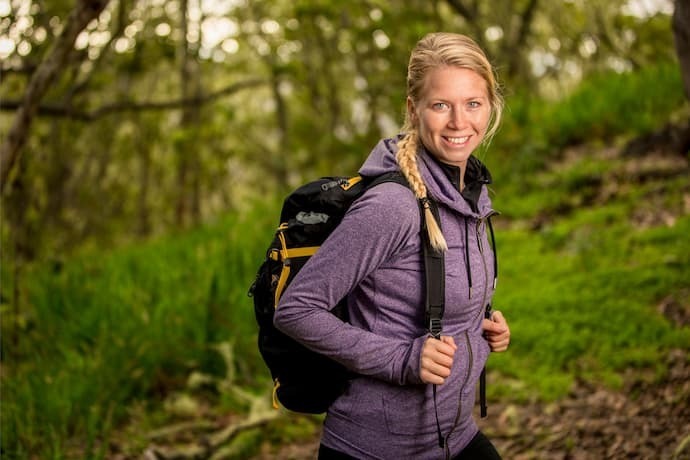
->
[274, 137, 497, 459]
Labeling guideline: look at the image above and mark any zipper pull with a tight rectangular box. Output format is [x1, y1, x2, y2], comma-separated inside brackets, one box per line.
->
[476, 219, 484, 252]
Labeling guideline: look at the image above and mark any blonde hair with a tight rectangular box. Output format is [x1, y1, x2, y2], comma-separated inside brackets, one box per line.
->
[396, 32, 504, 252]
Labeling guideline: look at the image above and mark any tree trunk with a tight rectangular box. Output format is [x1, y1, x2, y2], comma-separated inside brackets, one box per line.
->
[505, 0, 539, 84]
[270, 65, 290, 185]
[137, 128, 152, 237]
[673, 0, 690, 101]
[175, 0, 202, 228]
[0, 0, 110, 191]
[444, 0, 486, 50]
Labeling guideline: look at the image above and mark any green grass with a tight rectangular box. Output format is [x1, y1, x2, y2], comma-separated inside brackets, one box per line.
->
[488, 178, 690, 401]
[488, 60, 688, 182]
[1, 203, 281, 458]
[541, 61, 685, 148]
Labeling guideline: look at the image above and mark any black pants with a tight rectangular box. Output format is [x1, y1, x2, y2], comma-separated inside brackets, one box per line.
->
[318, 431, 502, 459]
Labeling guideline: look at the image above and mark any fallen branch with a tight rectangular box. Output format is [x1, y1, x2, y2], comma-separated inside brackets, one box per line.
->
[143, 392, 280, 460]
[207, 409, 280, 450]
[146, 420, 218, 441]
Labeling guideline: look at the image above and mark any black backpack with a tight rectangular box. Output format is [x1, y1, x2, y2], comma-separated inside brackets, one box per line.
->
[248, 172, 445, 414]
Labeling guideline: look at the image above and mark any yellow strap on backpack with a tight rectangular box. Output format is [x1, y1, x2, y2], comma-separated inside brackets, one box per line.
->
[273, 227, 319, 308]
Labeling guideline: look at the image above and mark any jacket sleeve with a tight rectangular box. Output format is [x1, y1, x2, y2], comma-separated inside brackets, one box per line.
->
[273, 183, 426, 386]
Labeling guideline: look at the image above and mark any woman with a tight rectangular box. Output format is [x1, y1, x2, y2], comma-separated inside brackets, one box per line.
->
[274, 32, 511, 460]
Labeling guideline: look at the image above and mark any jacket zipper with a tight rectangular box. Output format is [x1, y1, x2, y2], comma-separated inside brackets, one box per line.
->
[443, 331, 473, 458]
[443, 214, 495, 458]
[474, 217, 491, 324]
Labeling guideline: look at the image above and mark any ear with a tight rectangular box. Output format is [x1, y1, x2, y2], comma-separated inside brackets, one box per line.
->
[406, 97, 417, 124]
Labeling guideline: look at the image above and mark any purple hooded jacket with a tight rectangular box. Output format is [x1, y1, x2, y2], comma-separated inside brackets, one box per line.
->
[274, 137, 497, 459]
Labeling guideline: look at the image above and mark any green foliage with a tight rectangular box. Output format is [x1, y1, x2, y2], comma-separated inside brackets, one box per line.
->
[491, 61, 687, 184]
[541, 62, 685, 147]
[488, 162, 690, 401]
[1, 201, 281, 457]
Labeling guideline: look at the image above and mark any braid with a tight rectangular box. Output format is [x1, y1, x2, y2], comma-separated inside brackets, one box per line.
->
[396, 132, 448, 252]
[396, 132, 426, 199]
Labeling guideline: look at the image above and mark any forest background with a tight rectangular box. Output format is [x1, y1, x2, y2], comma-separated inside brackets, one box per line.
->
[1, 0, 690, 459]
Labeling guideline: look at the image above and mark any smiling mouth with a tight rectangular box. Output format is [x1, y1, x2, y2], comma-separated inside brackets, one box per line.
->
[444, 136, 470, 145]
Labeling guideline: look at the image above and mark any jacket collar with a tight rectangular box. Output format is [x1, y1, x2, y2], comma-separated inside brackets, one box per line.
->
[419, 149, 494, 216]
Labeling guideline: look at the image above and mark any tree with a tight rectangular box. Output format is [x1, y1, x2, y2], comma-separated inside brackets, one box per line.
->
[0, 0, 683, 265]
[673, 0, 690, 100]
[0, 0, 110, 190]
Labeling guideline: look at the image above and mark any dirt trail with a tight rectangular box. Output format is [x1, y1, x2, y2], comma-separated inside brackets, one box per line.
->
[479, 349, 690, 460]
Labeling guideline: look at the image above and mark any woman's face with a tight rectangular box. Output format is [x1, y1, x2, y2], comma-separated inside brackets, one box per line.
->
[408, 66, 491, 168]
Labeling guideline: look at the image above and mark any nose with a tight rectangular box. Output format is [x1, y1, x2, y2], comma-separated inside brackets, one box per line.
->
[449, 107, 467, 128]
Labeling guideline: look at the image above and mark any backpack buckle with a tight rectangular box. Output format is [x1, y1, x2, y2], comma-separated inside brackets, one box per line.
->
[429, 318, 442, 338]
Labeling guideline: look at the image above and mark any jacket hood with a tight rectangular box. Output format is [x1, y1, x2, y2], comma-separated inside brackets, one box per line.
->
[359, 136, 494, 218]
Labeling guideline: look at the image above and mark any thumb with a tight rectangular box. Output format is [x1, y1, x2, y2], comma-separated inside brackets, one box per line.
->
[491, 310, 506, 325]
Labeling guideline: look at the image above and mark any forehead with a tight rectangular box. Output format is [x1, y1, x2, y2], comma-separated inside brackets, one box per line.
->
[421, 65, 488, 99]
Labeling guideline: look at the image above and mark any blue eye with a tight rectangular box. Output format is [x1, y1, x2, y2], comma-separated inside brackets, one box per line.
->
[432, 102, 449, 110]
[468, 100, 482, 109]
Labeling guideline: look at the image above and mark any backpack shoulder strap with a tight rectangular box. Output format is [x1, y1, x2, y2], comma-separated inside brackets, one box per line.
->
[362, 171, 408, 189]
[419, 197, 446, 448]
[419, 198, 444, 337]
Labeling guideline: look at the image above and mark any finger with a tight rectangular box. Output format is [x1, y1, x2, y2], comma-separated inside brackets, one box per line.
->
[426, 336, 456, 357]
[420, 369, 446, 385]
[482, 318, 506, 334]
[488, 336, 510, 352]
[487, 331, 510, 345]
[420, 357, 452, 378]
[492, 341, 509, 352]
[440, 335, 457, 350]
[421, 340, 455, 373]
[420, 355, 452, 384]
[421, 347, 454, 369]
[482, 318, 495, 331]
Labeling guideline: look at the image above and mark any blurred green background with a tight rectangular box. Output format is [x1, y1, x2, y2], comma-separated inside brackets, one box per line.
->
[1, 0, 689, 458]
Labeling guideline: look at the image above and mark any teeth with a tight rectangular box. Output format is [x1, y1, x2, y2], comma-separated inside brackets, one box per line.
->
[446, 136, 469, 144]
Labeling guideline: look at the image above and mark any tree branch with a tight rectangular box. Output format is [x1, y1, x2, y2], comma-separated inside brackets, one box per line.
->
[444, 0, 476, 21]
[0, 0, 111, 191]
[444, 0, 486, 49]
[593, 5, 642, 70]
[68, 0, 129, 99]
[515, 0, 539, 49]
[505, 0, 540, 81]
[0, 78, 267, 121]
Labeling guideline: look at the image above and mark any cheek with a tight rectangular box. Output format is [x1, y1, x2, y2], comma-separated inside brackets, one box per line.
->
[419, 120, 439, 145]
[469, 114, 489, 137]
[479, 110, 491, 130]
[420, 113, 443, 135]
[416, 115, 429, 136]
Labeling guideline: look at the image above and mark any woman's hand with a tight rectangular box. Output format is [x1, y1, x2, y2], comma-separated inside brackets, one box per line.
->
[420, 335, 457, 385]
[482, 310, 510, 352]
